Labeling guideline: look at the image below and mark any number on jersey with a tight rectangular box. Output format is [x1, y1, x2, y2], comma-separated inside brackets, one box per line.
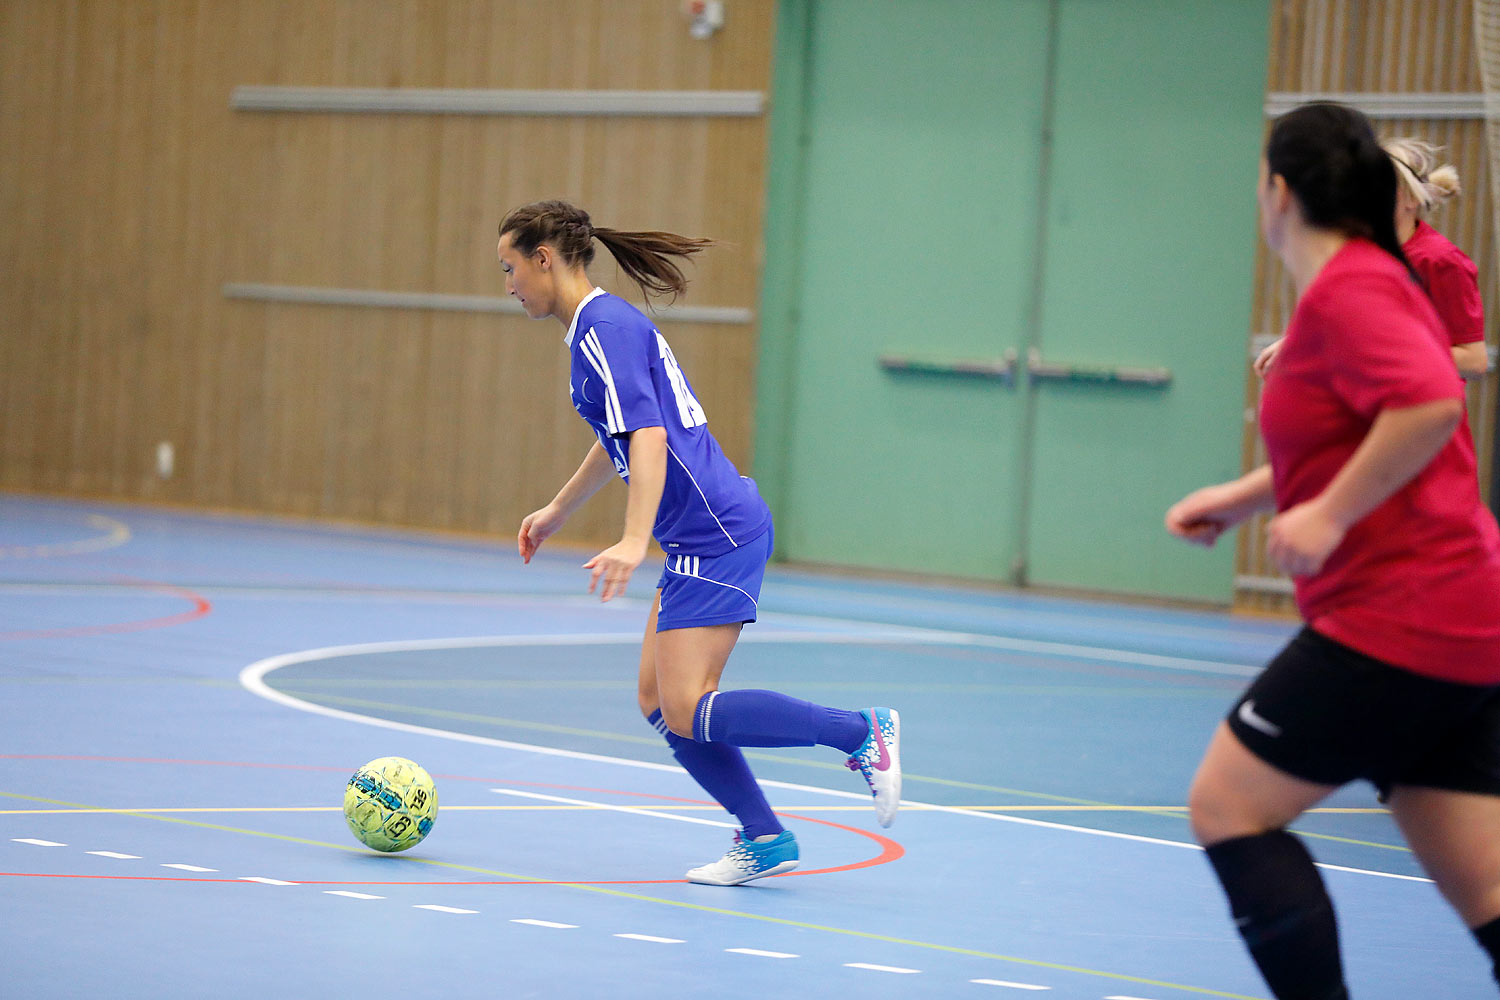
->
[656, 333, 707, 428]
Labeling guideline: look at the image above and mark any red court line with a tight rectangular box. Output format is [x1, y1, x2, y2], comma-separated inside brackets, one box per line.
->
[0, 757, 904, 883]
[0, 579, 212, 640]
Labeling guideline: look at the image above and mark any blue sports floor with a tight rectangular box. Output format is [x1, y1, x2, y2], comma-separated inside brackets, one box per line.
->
[1, 493, 1492, 998]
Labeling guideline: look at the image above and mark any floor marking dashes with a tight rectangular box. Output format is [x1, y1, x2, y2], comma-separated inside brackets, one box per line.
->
[0, 839, 1179, 995]
[414, 904, 477, 914]
[971, 981, 1050, 991]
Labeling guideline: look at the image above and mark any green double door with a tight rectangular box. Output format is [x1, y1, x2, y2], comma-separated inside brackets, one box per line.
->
[757, 0, 1268, 602]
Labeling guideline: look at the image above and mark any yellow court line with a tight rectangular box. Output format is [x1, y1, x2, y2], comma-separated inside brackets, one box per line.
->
[0, 803, 1391, 816]
[0, 514, 132, 559]
[0, 787, 1264, 998]
[265, 690, 1350, 839]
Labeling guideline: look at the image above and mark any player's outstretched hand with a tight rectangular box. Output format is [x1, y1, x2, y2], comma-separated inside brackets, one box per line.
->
[518, 505, 566, 564]
[583, 537, 648, 602]
[1265, 500, 1344, 577]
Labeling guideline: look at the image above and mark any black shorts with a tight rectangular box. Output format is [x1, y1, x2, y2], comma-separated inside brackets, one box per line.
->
[1226, 627, 1500, 799]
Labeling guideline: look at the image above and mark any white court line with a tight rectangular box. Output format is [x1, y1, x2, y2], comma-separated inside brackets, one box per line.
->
[491, 787, 735, 829]
[971, 980, 1050, 990]
[615, 933, 683, 944]
[726, 948, 799, 959]
[239, 877, 297, 885]
[86, 851, 140, 859]
[845, 962, 921, 974]
[12, 838, 66, 847]
[415, 904, 477, 914]
[240, 632, 1429, 884]
[512, 918, 578, 929]
[162, 864, 217, 872]
[325, 890, 383, 900]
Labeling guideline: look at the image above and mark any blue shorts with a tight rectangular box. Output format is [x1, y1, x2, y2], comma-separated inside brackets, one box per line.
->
[655, 527, 773, 632]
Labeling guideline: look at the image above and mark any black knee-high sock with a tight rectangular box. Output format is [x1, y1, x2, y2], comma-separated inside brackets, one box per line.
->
[1204, 831, 1348, 1000]
[1473, 914, 1500, 987]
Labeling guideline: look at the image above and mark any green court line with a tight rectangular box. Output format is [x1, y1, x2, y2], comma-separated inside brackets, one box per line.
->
[276, 689, 665, 747]
[272, 689, 1177, 803]
[0, 787, 1265, 998]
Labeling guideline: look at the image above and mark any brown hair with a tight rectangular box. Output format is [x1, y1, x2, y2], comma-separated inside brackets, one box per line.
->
[499, 199, 715, 303]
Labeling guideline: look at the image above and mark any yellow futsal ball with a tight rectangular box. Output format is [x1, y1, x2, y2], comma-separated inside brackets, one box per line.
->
[343, 756, 438, 853]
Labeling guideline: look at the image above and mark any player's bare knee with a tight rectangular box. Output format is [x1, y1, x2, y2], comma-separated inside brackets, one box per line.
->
[659, 705, 696, 739]
[654, 692, 698, 738]
[1188, 778, 1244, 845]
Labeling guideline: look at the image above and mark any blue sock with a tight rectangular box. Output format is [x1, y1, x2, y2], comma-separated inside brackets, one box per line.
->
[648, 710, 782, 840]
[693, 690, 869, 754]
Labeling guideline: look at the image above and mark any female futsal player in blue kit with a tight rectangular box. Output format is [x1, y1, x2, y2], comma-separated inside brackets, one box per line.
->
[498, 200, 900, 885]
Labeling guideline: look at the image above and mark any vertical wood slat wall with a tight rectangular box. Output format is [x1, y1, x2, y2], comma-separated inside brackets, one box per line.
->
[1238, 0, 1499, 613]
[0, 1, 775, 546]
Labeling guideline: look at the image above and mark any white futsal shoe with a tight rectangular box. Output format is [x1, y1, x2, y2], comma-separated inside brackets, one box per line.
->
[686, 829, 799, 886]
[846, 707, 901, 827]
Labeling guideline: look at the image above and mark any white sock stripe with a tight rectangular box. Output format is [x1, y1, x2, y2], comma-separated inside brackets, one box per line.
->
[696, 690, 719, 740]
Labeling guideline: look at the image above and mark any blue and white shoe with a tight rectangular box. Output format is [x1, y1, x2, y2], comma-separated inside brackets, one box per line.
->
[846, 707, 901, 827]
[686, 829, 799, 886]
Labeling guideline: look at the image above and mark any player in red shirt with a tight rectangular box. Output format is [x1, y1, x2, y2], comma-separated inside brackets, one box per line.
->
[1387, 138, 1489, 378]
[1256, 137, 1489, 379]
[1166, 102, 1500, 999]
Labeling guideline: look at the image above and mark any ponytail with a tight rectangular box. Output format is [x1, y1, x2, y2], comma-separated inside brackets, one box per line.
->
[1383, 137, 1462, 212]
[1267, 102, 1415, 277]
[591, 226, 715, 303]
[499, 200, 714, 303]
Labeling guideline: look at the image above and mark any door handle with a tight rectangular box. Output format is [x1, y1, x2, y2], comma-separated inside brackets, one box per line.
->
[1025, 347, 1171, 387]
[878, 348, 1018, 386]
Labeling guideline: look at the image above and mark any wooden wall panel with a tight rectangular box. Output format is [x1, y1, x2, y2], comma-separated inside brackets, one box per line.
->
[0, 1, 776, 552]
[1239, 0, 1499, 612]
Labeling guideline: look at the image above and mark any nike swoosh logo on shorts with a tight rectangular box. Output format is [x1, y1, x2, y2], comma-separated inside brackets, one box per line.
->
[1237, 699, 1283, 739]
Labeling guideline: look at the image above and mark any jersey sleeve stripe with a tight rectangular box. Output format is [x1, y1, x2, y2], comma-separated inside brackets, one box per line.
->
[581, 329, 626, 435]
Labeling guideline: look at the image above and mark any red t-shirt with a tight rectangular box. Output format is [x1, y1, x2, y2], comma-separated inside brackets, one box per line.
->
[1260, 238, 1500, 683]
[1405, 220, 1485, 346]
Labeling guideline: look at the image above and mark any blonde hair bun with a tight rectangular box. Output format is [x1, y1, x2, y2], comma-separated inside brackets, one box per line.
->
[1382, 137, 1461, 210]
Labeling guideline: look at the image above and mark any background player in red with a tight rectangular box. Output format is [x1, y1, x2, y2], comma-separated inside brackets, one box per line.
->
[1257, 137, 1489, 379]
[499, 200, 900, 886]
[1166, 103, 1500, 998]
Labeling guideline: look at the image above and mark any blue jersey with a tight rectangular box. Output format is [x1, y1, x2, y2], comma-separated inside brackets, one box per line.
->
[565, 289, 771, 556]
